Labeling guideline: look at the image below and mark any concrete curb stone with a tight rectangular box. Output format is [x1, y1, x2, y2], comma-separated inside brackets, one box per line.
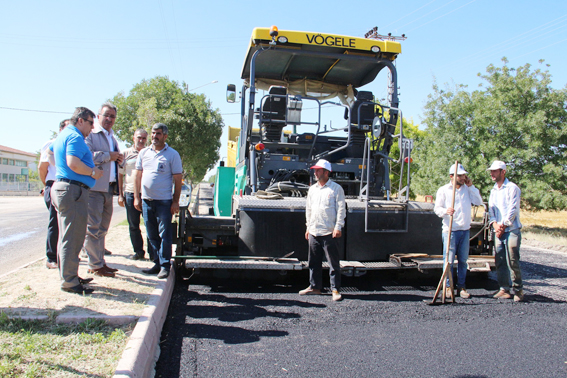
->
[113, 265, 175, 378]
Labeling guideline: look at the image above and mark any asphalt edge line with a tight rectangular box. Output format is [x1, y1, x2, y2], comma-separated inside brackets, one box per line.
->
[113, 266, 175, 378]
[0, 256, 46, 281]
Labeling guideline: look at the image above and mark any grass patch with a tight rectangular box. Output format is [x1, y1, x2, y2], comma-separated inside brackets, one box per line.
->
[0, 311, 133, 377]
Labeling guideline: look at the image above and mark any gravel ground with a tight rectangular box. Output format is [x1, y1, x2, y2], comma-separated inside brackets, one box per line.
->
[0, 224, 159, 319]
[156, 243, 567, 378]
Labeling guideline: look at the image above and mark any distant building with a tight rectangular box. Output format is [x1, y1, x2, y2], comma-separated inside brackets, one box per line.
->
[0, 145, 37, 183]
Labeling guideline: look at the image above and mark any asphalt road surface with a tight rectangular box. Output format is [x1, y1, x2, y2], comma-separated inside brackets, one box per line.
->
[156, 245, 567, 378]
[0, 195, 126, 276]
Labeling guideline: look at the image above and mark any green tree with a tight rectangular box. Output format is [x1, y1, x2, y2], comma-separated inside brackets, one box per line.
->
[111, 76, 224, 183]
[413, 59, 567, 210]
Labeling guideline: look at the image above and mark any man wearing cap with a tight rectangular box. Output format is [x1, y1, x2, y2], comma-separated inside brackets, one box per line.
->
[51, 107, 103, 294]
[134, 123, 183, 279]
[299, 159, 346, 301]
[487, 161, 524, 302]
[434, 163, 483, 299]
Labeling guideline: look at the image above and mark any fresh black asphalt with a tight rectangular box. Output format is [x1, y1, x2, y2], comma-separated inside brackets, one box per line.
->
[156, 246, 567, 378]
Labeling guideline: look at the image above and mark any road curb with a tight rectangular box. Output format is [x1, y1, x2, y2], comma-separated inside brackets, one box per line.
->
[113, 266, 175, 378]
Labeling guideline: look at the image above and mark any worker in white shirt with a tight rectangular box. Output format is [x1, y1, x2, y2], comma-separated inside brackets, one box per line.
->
[487, 160, 524, 302]
[434, 163, 483, 299]
[299, 159, 346, 302]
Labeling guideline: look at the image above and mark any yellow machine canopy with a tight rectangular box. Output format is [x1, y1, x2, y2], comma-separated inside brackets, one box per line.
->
[241, 27, 401, 90]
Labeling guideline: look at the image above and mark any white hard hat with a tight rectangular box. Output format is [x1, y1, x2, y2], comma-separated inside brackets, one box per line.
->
[310, 159, 332, 172]
[449, 163, 467, 175]
[487, 161, 507, 171]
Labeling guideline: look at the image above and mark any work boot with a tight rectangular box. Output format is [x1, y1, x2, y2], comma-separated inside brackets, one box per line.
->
[493, 289, 512, 299]
[157, 268, 170, 279]
[332, 290, 342, 301]
[299, 287, 321, 295]
[87, 267, 115, 278]
[142, 265, 161, 275]
[514, 290, 525, 302]
[459, 288, 471, 299]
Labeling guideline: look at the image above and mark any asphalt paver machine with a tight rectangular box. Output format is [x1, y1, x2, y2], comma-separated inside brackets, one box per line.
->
[174, 27, 493, 278]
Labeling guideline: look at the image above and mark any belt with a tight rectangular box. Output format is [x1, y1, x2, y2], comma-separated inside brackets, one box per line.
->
[57, 178, 90, 190]
[45, 180, 54, 186]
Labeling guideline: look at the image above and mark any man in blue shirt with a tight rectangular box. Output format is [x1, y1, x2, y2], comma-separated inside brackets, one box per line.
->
[487, 161, 524, 302]
[134, 123, 183, 279]
[51, 107, 103, 294]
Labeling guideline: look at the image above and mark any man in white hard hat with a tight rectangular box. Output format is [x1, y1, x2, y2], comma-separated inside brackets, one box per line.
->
[434, 163, 483, 299]
[299, 159, 346, 301]
[487, 160, 524, 302]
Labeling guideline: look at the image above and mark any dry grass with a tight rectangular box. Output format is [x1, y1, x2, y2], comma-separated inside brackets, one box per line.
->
[521, 210, 567, 247]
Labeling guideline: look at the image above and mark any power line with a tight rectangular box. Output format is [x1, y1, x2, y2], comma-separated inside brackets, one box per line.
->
[397, 0, 458, 31]
[0, 106, 71, 114]
[405, 0, 479, 33]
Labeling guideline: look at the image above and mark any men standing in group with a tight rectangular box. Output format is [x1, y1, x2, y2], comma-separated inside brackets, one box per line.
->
[84, 102, 123, 278]
[487, 161, 524, 302]
[299, 159, 346, 302]
[134, 123, 183, 279]
[118, 128, 149, 260]
[434, 163, 483, 299]
[38, 118, 69, 269]
[51, 107, 103, 294]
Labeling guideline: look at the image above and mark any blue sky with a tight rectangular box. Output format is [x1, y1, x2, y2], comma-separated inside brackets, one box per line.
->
[2, 0, 566, 177]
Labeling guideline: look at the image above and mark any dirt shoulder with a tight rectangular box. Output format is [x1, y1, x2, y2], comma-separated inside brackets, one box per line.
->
[523, 237, 567, 253]
[0, 224, 160, 319]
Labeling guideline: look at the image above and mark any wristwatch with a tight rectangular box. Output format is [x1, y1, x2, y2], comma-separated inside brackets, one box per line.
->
[91, 169, 96, 177]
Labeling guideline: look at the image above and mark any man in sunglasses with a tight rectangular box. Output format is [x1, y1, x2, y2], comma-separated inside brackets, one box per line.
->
[50, 107, 103, 294]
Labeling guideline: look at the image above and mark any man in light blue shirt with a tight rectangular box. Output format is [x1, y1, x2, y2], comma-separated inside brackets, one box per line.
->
[487, 160, 524, 302]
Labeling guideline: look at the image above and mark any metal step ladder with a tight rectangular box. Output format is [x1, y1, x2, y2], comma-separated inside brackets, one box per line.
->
[358, 137, 408, 233]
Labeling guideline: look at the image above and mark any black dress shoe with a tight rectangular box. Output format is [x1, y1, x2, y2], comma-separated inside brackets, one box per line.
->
[79, 277, 93, 285]
[104, 249, 112, 255]
[62, 284, 94, 295]
[142, 265, 160, 275]
[130, 253, 145, 261]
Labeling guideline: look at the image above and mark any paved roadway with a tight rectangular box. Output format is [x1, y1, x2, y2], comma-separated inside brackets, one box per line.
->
[0, 195, 126, 276]
[156, 244, 567, 378]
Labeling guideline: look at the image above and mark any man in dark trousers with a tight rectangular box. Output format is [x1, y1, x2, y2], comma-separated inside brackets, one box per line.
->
[51, 107, 103, 294]
[38, 118, 69, 269]
[118, 128, 149, 260]
[134, 123, 183, 279]
[300, 159, 346, 301]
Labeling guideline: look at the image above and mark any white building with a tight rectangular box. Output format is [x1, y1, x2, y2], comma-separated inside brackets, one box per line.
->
[0, 145, 37, 183]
